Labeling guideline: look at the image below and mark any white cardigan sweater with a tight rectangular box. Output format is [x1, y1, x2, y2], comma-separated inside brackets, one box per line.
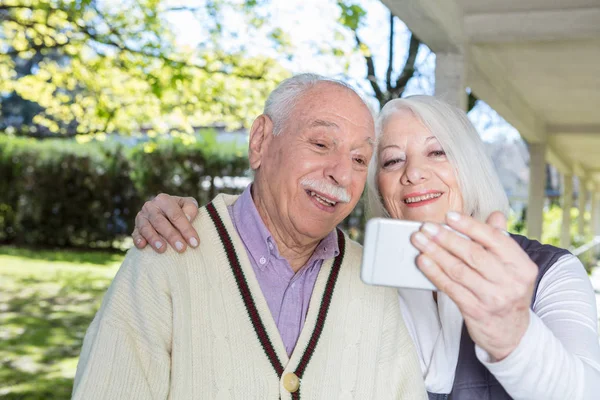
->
[72, 194, 426, 399]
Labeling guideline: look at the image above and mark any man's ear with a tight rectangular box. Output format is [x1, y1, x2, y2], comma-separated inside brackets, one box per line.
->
[248, 114, 274, 170]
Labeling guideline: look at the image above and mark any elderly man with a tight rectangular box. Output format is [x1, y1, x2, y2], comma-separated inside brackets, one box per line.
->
[72, 74, 426, 399]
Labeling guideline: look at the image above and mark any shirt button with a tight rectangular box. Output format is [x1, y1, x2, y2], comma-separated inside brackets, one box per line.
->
[259, 257, 267, 265]
[282, 372, 300, 393]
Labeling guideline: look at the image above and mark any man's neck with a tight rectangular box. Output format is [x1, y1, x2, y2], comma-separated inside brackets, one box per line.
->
[251, 187, 321, 273]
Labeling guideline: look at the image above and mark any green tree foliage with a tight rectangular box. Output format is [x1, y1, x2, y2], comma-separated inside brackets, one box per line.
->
[0, 0, 288, 137]
[333, 1, 422, 109]
[334, 0, 477, 110]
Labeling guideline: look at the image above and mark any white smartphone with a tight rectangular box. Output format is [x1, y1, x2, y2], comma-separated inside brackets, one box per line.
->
[361, 218, 438, 291]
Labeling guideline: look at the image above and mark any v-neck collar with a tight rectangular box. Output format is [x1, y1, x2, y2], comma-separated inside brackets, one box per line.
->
[206, 196, 346, 388]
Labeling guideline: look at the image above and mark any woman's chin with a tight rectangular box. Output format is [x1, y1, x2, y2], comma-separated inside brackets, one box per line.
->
[398, 207, 445, 224]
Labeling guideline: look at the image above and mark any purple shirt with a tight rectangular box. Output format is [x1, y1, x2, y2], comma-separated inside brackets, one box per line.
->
[228, 185, 339, 356]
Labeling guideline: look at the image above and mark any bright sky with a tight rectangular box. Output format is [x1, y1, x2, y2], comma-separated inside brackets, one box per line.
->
[164, 0, 521, 142]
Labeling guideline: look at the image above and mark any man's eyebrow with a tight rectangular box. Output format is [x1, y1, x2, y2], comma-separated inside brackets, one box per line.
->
[309, 119, 339, 129]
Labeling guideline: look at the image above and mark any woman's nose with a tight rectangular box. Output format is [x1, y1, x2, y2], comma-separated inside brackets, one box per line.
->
[401, 160, 430, 185]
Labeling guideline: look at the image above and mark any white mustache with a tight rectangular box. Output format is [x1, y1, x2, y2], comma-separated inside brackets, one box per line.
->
[300, 178, 351, 203]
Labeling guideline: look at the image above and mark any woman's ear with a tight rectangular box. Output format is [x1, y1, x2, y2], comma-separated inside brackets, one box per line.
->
[248, 115, 274, 170]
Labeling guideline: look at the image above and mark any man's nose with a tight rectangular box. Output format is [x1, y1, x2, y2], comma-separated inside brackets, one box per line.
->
[324, 156, 353, 188]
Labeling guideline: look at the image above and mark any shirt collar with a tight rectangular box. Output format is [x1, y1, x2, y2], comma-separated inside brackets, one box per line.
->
[231, 185, 272, 269]
[231, 184, 340, 270]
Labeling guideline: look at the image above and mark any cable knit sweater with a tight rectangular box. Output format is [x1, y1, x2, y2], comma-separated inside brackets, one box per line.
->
[72, 194, 426, 399]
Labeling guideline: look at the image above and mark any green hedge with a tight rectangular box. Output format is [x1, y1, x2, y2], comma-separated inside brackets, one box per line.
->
[0, 132, 249, 249]
[129, 133, 250, 205]
[2, 132, 588, 251]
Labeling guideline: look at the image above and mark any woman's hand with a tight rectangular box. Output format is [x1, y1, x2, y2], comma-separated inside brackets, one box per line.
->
[132, 193, 200, 253]
[410, 211, 538, 361]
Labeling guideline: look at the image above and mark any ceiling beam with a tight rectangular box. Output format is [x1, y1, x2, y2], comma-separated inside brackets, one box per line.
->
[465, 8, 600, 44]
[548, 124, 600, 135]
[381, 0, 465, 53]
[467, 46, 545, 143]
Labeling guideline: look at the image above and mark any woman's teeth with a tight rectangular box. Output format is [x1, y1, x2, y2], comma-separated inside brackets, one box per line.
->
[310, 191, 336, 206]
[404, 193, 442, 204]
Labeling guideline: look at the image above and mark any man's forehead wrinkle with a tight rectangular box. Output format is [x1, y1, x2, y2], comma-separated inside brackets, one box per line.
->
[309, 119, 340, 129]
[301, 95, 373, 127]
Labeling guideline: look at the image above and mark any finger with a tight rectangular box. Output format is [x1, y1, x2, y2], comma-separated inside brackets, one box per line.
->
[145, 203, 189, 253]
[412, 230, 497, 293]
[154, 195, 198, 248]
[132, 228, 147, 249]
[416, 254, 482, 317]
[179, 196, 200, 222]
[445, 212, 516, 261]
[172, 196, 200, 247]
[417, 222, 506, 283]
[136, 211, 167, 253]
[486, 211, 508, 232]
[483, 212, 538, 282]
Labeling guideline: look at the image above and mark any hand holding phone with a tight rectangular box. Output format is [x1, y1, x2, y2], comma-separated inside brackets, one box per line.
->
[361, 218, 438, 291]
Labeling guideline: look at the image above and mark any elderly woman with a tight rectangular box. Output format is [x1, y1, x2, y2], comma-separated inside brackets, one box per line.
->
[132, 95, 600, 399]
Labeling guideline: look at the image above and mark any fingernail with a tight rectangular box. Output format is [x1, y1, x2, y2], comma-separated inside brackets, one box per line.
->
[414, 232, 429, 246]
[185, 213, 191, 221]
[189, 237, 198, 247]
[136, 238, 142, 245]
[422, 223, 439, 235]
[420, 256, 433, 268]
[175, 241, 184, 251]
[446, 211, 461, 222]
[192, 199, 199, 207]
[155, 241, 163, 249]
[501, 230, 510, 237]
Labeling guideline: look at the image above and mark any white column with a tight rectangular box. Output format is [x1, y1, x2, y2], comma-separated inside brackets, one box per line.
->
[592, 190, 600, 266]
[560, 174, 573, 248]
[435, 51, 467, 111]
[578, 183, 587, 237]
[527, 142, 547, 240]
[592, 190, 600, 237]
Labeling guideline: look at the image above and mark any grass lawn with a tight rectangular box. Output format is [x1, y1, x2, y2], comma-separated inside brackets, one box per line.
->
[0, 246, 123, 400]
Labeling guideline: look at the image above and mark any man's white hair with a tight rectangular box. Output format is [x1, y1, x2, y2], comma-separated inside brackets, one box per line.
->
[367, 95, 509, 222]
[264, 73, 372, 135]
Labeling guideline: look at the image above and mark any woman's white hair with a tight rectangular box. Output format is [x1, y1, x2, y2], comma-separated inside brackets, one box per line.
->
[367, 95, 509, 222]
[264, 73, 371, 135]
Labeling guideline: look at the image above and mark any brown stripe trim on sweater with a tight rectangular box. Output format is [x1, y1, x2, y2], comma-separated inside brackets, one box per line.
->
[206, 202, 285, 376]
[292, 229, 346, 400]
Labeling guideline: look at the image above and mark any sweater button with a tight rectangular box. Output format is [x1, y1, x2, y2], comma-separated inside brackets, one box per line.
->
[283, 372, 300, 393]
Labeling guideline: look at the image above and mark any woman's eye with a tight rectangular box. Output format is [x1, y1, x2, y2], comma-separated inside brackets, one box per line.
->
[430, 150, 446, 157]
[383, 159, 401, 167]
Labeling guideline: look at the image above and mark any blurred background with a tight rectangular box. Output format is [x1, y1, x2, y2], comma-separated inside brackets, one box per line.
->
[1, 0, 599, 398]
